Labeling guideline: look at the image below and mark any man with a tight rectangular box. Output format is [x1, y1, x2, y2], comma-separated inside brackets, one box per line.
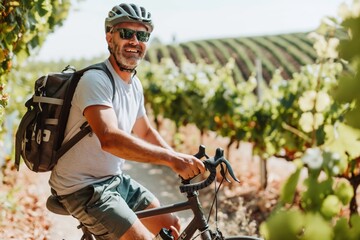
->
[49, 3, 205, 240]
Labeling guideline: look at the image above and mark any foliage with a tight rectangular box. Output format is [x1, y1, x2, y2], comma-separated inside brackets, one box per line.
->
[334, 0, 360, 128]
[256, 61, 351, 159]
[260, 1, 360, 239]
[0, 0, 71, 128]
[139, 42, 352, 159]
[139, 57, 253, 135]
[0, 1, 71, 238]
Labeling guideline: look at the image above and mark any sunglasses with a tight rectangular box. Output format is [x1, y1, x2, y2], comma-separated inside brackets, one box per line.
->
[112, 28, 150, 42]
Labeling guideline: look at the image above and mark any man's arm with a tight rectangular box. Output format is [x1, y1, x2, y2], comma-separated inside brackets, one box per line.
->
[132, 115, 173, 151]
[83, 105, 205, 179]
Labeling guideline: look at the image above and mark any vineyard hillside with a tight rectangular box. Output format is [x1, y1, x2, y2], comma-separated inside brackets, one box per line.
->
[145, 32, 316, 82]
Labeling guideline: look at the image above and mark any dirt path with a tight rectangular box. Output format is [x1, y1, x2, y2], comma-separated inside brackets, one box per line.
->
[24, 171, 83, 240]
[32, 161, 192, 240]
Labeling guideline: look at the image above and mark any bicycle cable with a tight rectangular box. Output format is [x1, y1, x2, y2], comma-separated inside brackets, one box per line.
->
[207, 166, 228, 232]
[191, 228, 213, 239]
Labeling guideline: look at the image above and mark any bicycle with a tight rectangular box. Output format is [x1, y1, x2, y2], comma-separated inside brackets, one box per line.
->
[46, 145, 263, 240]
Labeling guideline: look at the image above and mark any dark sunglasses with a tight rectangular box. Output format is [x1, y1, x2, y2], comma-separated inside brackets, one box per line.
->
[112, 28, 150, 42]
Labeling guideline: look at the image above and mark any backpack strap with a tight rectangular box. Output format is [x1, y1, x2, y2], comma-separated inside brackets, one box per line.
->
[84, 62, 116, 101]
[55, 62, 115, 160]
[55, 123, 92, 160]
[14, 101, 37, 170]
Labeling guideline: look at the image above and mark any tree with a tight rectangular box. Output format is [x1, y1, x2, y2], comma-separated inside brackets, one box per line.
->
[0, 0, 71, 127]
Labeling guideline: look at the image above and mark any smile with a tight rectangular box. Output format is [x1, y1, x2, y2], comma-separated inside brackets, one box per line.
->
[125, 49, 139, 53]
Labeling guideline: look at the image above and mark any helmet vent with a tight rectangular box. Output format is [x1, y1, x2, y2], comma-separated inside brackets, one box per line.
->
[105, 3, 154, 32]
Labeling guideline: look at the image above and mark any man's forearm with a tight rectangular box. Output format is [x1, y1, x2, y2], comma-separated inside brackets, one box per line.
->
[101, 128, 175, 166]
[142, 126, 173, 151]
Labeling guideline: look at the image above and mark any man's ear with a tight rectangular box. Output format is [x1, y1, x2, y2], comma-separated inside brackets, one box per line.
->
[106, 32, 113, 46]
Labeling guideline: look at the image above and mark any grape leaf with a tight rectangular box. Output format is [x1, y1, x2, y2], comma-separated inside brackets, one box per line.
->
[325, 123, 360, 160]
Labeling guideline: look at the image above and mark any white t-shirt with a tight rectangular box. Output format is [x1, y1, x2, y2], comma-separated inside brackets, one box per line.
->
[49, 60, 146, 195]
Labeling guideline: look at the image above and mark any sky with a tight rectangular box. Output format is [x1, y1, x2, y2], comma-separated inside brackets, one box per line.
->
[33, 0, 353, 61]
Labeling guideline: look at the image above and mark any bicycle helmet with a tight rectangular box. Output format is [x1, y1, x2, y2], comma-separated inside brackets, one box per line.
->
[105, 3, 154, 33]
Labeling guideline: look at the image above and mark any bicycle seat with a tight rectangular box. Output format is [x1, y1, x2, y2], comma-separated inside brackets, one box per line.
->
[46, 195, 70, 216]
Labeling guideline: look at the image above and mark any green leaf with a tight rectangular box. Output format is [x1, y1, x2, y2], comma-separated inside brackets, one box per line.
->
[35, 0, 50, 17]
[339, 17, 360, 61]
[280, 165, 301, 204]
[325, 123, 360, 160]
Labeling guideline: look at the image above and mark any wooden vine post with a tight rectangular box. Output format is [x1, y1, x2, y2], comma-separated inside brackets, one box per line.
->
[255, 58, 268, 189]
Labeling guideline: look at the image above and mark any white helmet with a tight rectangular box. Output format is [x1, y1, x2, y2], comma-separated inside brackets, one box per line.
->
[105, 3, 154, 33]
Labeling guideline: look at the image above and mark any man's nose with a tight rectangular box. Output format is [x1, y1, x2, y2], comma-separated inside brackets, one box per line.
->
[129, 33, 139, 44]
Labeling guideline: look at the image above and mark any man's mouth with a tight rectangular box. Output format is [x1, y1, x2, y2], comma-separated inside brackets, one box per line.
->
[125, 48, 139, 53]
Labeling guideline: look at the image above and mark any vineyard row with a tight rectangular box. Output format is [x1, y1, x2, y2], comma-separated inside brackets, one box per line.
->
[145, 32, 317, 82]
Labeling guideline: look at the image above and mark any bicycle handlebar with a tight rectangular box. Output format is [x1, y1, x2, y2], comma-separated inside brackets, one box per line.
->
[179, 145, 240, 193]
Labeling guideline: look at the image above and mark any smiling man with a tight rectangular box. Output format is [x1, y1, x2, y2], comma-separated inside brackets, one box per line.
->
[49, 3, 205, 240]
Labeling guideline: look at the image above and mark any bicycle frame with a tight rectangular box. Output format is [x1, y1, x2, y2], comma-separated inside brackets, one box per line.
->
[136, 190, 212, 240]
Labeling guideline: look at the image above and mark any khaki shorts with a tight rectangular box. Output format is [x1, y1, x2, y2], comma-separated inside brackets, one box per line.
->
[58, 174, 156, 239]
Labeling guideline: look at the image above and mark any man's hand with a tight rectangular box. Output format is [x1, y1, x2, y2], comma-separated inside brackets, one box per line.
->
[169, 153, 206, 180]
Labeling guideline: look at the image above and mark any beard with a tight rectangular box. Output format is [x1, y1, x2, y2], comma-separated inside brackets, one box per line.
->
[110, 43, 145, 71]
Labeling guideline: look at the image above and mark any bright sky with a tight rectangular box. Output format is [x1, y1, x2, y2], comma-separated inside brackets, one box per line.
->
[33, 0, 352, 61]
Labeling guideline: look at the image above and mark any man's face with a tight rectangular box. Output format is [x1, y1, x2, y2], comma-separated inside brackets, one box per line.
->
[107, 22, 149, 70]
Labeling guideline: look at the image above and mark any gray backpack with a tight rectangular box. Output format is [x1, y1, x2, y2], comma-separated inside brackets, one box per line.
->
[15, 62, 115, 172]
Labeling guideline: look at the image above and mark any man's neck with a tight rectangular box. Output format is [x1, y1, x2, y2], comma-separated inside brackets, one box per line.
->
[108, 55, 132, 83]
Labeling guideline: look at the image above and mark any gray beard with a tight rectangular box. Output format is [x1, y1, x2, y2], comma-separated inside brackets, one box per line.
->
[113, 53, 136, 73]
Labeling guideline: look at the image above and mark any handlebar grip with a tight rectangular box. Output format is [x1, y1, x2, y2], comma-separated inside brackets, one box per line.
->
[179, 145, 208, 185]
[179, 146, 240, 193]
[179, 168, 216, 193]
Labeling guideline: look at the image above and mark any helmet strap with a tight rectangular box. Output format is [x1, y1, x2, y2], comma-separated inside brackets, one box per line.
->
[112, 53, 137, 74]
[117, 64, 136, 73]
[116, 60, 138, 78]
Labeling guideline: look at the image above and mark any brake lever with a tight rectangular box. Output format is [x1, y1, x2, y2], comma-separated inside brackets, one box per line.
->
[218, 157, 240, 183]
[220, 163, 231, 183]
[181, 146, 240, 185]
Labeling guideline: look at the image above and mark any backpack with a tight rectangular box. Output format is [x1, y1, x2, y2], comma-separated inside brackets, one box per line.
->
[15, 62, 115, 172]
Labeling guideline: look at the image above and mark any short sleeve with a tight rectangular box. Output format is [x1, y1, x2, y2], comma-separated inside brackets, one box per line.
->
[73, 70, 114, 113]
